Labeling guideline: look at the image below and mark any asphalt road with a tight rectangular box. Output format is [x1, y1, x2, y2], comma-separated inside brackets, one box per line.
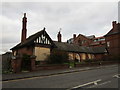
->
[2, 64, 119, 89]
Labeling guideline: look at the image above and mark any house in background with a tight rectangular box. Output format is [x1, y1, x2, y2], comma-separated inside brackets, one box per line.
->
[10, 13, 108, 72]
[67, 34, 106, 47]
[67, 34, 95, 46]
[104, 21, 120, 58]
[73, 34, 93, 46]
[90, 36, 106, 47]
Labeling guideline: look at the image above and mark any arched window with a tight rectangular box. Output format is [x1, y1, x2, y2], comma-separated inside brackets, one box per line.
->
[75, 54, 81, 62]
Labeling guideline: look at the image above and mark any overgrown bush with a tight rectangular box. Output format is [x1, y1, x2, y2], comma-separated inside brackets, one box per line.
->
[46, 51, 69, 64]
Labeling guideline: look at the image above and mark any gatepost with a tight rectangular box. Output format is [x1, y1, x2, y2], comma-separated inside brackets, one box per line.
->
[30, 55, 36, 71]
[11, 55, 22, 73]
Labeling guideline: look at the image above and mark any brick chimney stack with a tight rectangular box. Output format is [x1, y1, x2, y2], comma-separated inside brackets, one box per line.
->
[57, 31, 62, 42]
[21, 13, 27, 42]
[73, 34, 76, 43]
[112, 21, 116, 29]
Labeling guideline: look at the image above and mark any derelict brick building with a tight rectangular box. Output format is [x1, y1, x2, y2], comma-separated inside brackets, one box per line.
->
[10, 13, 119, 72]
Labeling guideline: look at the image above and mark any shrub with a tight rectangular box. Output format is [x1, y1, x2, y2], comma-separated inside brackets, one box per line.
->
[46, 51, 69, 64]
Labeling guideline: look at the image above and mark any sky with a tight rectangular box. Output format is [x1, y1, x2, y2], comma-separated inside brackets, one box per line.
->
[0, 1, 118, 54]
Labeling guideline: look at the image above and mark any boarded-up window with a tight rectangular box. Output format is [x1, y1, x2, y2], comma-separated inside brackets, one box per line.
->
[91, 54, 95, 59]
[75, 54, 80, 62]
[81, 53, 86, 60]
[35, 47, 50, 61]
[68, 53, 74, 60]
[88, 54, 92, 59]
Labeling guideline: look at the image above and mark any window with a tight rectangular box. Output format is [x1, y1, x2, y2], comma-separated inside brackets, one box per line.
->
[100, 38, 105, 41]
[107, 42, 110, 47]
[13, 51, 16, 56]
[94, 39, 97, 42]
[78, 40, 82, 46]
[98, 39, 101, 41]
[81, 40, 86, 44]
[81, 41, 84, 44]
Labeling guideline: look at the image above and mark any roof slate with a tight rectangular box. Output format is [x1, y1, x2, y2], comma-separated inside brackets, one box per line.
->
[53, 41, 106, 54]
[104, 23, 120, 36]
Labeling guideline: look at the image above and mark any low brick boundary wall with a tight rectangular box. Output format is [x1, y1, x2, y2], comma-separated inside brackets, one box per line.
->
[99, 61, 119, 65]
[34, 61, 119, 71]
[75, 61, 119, 67]
[75, 63, 98, 67]
[35, 64, 69, 71]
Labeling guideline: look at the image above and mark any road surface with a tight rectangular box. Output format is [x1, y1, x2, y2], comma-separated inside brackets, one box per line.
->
[2, 64, 119, 89]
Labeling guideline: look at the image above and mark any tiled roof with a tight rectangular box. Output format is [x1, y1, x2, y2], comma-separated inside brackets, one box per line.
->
[104, 23, 120, 36]
[105, 30, 120, 36]
[53, 41, 106, 54]
[92, 46, 107, 54]
[77, 34, 91, 40]
[11, 29, 107, 54]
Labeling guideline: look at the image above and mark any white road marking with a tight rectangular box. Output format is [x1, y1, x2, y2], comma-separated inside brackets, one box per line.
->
[72, 79, 101, 89]
[89, 81, 111, 88]
[94, 82, 98, 85]
[98, 81, 111, 86]
[113, 74, 120, 78]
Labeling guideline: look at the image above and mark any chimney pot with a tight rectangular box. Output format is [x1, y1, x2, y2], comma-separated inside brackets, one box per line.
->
[112, 21, 117, 28]
[73, 34, 76, 39]
[24, 13, 26, 17]
[73, 34, 76, 44]
[57, 31, 62, 42]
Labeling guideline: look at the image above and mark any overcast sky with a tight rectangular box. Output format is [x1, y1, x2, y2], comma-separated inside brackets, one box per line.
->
[1, 2, 118, 54]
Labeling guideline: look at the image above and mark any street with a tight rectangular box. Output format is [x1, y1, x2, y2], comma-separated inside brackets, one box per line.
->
[2, 64, 119, 89]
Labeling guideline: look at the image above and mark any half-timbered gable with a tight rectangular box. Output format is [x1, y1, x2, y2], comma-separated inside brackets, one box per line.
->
[11, 28, 55, 61]
[33, 29, 52, 45]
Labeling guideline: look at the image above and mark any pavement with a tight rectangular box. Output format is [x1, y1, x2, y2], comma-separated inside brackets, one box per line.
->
[2, 64, 118, 81]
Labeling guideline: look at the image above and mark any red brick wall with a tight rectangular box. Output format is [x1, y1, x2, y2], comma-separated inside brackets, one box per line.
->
[105, 34, 120, 57]
[105, 21, 120, 58]
[13, 46, 34, 56]
[94, 54, 104, 60]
